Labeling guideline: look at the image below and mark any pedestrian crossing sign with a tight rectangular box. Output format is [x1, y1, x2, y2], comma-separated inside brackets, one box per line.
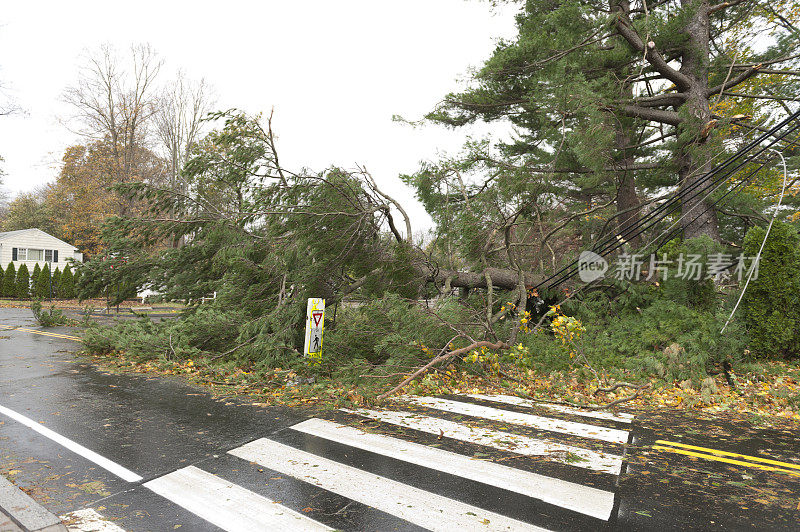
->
[304, 298, 325, 363]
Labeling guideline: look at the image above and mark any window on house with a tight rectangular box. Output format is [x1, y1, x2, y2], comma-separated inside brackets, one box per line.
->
[17, 248, 27, 261]
[45, 250, 53, 262]
[27, 249, 44, 261]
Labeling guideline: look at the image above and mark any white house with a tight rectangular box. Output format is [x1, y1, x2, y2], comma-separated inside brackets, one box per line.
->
[0, 229, 83, 270]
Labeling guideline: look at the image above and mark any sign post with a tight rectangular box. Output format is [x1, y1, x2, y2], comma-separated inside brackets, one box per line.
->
[303, 298, 325, 365]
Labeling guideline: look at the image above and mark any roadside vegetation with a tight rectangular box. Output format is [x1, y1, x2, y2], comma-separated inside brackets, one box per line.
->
[29, 300, 68, 327]
[78, 229, 800, 423]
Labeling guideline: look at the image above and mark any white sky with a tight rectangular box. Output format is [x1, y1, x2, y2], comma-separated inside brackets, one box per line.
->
[0, 1, 518, 229]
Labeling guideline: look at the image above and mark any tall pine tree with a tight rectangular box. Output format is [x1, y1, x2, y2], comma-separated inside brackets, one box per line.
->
[52, 267, 62, 299]
[419, 0, 800, 264]
[15, 264, 30, 299]
[60, 265, 75, 299]
[3, 264, 16, 298]
[35, 264, 51, 299]
[31, 263, 43, 298]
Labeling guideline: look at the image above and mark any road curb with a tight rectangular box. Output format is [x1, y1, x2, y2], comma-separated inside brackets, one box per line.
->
[0, 476, 66, 532]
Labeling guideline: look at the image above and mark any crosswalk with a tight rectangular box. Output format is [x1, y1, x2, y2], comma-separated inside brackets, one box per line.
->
[64, 394, 633, 531]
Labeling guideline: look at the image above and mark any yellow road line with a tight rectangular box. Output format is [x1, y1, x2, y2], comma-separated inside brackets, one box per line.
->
[655, 439, 800, 471]
[653, 446, 800, 477]
[0, 324, 80, 341]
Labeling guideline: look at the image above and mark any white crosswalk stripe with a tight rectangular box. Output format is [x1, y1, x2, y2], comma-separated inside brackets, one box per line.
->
[229, 437, 547, 532]
[144, 466, 333, 532]
[82, 394, 632, 531]
[291, 417, 616, 520]
[343, 407, 624, 474]
[465, 393, 635, 423]
[402, 396, 629, 444]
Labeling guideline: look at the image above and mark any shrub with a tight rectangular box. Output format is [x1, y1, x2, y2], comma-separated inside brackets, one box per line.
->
[742, 221, 800, 358]
[517, 289, 747, 384]
[60, 266, 75, 299]
[658, 236, 722, 310]
[30, 299, 68, 327]
[31, 263, 42, 296]
[15, 264, 30, 298]
[35, 264, 51, 299]
[1, 263, 13, 297]
[82, 305, 244, 361]
[52, 268, 62, 298]
[321, 294, 482, 380]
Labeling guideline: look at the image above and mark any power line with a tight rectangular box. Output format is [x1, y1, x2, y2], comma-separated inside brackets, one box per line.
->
[534, 110, 800, 291]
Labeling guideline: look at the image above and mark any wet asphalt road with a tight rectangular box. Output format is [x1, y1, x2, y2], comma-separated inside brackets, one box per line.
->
[0, 307, 306, 529]
[1, 306, 800, 530]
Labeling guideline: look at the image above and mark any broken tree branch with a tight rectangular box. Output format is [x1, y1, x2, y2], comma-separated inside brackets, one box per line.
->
[376, 340, 509, 401]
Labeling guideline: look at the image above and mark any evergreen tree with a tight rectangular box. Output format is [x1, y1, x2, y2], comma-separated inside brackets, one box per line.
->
[0, 264, 4, 296]
[3, 263, 16, 298]
[31, 263, 42, 297]
[51, 267, 62, 299]
[15, 264, 30, 299]
[72, 267, 83, 299]
[743, 222, 800, 358]
[60, 265, 75, 299]
[421, 0, 800, 253]
[35, 264, 51, 299]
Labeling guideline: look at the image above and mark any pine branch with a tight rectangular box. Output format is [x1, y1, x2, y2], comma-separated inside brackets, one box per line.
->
[707, 65, 762, 97]
[708, 0, 746, 14]
[618, 104, 683, 126]
[732, 69, 800, 76]
[612, 10, 694, 91]
[632, 93, 688, 108]
[729, 53, 800, 68]
[721, 91, 800, 102]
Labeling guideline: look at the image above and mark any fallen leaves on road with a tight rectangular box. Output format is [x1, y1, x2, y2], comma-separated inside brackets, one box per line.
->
[82, 347, 800, 429]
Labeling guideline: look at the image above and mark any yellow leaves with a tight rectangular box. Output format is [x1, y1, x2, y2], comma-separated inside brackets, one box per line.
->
[549, 307, 585, 349]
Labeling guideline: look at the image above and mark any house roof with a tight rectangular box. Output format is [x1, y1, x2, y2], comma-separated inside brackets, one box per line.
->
[0, 228, 79, 251]
[0, 229, 32, 240]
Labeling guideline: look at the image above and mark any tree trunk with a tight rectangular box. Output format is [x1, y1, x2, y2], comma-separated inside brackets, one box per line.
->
[614, 116, 641, 248]
[677, 149, 720, 241]
[617, 169, 641, 246]
[677, 0, 720, 241]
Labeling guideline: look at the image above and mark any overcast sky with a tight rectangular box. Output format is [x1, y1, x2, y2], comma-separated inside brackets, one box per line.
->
[0, 1, 518, 228]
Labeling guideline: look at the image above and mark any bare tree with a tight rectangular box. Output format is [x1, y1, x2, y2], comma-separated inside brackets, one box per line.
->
[0, 74, 21, 117]
[152, 73, 213, 247]
[63, 44, 163, 187]
[0, 166, 9, 220]
[154, 73, 213, 189]
[0, 64, 19, 219]
[62, 44, 165, 219]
